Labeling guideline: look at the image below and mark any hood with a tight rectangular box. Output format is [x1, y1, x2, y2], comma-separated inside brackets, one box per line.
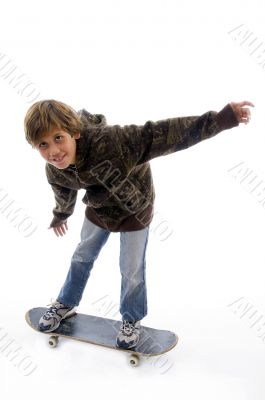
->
[73, 108, 107, 169]
[78, 108, 107, 130]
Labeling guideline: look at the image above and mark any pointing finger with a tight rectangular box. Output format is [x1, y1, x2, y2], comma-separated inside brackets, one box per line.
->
[239, 100, 255, 108]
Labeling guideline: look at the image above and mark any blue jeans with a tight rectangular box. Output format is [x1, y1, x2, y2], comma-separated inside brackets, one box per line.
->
[57, 217, 149, 322]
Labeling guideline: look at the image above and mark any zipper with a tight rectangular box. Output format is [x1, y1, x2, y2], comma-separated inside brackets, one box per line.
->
[69, 164, 81, 188]
[69, 164, 110, 230]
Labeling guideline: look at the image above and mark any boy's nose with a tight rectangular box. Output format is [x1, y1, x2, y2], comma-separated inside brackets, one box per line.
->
[48, 146, 60, 157]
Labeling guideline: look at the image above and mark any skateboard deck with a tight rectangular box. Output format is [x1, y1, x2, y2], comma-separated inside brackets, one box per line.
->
[25, 307, 178, 366]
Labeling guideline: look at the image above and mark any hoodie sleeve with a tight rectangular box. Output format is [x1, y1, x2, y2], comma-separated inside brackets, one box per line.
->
[109, 103, 239, 168]
[48, 182, 78, 220]
[45, 164, 78, 220]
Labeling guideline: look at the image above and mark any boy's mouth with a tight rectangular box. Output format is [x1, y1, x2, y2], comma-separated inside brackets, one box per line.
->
[51, 154, 66, 165]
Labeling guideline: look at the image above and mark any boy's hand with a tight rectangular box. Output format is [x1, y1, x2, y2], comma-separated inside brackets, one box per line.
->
[230, 101, 255, 125]
[48, 217, 68, 237]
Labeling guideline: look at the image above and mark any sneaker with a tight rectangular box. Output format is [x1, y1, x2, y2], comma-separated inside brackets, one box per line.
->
[116, 320, 141, 349]
[38, 301, 76, 332]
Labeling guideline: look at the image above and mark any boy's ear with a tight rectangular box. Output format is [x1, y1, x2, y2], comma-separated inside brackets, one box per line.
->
[73, 132, 81, 140]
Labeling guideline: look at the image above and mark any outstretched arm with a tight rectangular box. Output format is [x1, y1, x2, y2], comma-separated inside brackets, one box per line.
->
[109, 101, 254, 169]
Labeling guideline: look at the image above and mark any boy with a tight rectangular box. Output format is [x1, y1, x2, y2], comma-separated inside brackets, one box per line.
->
[24, 99, 254, 349]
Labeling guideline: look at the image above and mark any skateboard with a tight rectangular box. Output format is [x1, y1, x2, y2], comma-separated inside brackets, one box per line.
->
[25, 307, 178, 367]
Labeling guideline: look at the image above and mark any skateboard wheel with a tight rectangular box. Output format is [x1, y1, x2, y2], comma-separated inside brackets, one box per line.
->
[129, 354, 140, 367]
[49, 336, 59, 348]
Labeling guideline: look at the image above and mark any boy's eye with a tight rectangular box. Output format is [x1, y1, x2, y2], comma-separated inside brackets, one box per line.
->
[38, 134, 64, 149]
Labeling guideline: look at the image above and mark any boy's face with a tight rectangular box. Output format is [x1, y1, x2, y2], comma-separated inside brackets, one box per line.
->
[36, 126, 80, 169]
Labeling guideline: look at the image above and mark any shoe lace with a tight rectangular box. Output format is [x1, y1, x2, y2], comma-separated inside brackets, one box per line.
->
[45, 301, 62, 317]
[45, 307, 59, 317]
[121, 321, 136, 336]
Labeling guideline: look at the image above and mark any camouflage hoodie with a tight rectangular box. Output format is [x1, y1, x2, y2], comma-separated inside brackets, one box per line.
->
[46, 104, 239, 232]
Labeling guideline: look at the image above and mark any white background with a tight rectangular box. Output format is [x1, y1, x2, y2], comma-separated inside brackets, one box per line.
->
[0, 0, 265, 398]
